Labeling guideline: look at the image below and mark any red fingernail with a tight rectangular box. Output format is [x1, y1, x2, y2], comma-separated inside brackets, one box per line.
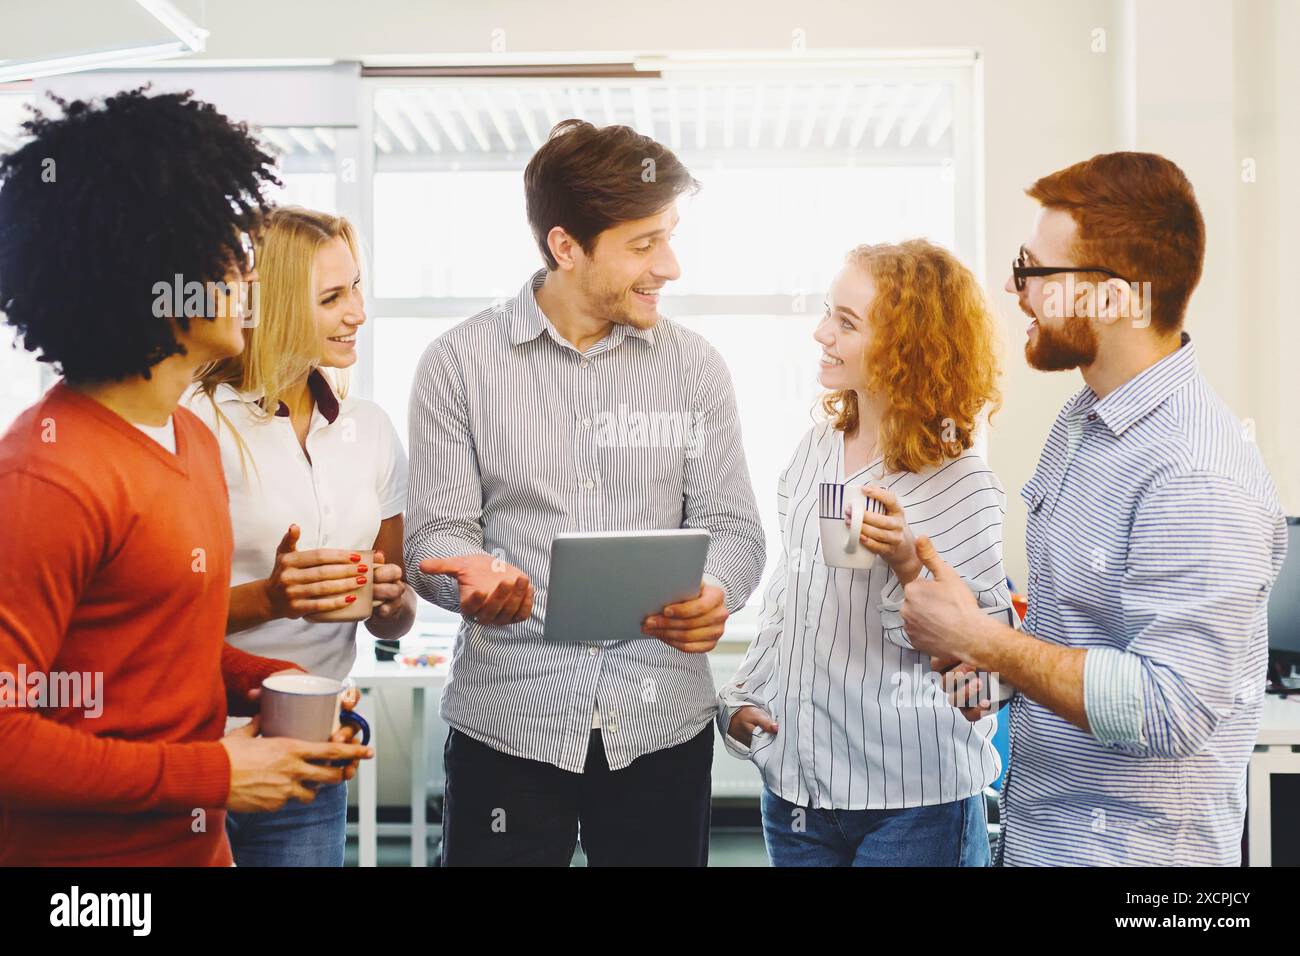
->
[349, 553, 361, 562]
[356, 564, 368, 573]
[345, 595, 357, 603]
[356, 576, 367, 584]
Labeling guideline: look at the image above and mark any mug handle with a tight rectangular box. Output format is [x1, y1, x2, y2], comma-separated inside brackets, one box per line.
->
[339, 709, 370, 746]
[844, 490, 867, 554]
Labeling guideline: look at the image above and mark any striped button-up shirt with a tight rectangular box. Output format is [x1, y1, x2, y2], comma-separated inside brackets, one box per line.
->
[404, 270, 766, 773]
[717, 423, 1011, 809]
[1001, 333, 1287, 866]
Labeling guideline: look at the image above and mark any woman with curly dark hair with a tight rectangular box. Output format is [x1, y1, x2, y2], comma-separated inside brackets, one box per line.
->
[717, 239, 1016, 866]
[0, 89, 371, 866]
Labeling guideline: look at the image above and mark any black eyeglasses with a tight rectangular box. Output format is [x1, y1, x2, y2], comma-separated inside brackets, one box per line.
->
[1012, 246, 1127, 291]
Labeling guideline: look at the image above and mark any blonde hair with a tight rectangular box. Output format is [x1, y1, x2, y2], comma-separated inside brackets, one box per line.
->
[196, 206, 363, 478]
[821, 240, 1002, 474]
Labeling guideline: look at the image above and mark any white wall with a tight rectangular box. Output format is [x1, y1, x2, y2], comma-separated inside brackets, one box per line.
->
[1236, 0, 1300, 513]
[1118, 0, 1298, 513]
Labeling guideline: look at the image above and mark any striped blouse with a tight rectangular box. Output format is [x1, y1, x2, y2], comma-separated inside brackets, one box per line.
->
[1002, 334, 1287, 866]
[718, 421, 1014, 810]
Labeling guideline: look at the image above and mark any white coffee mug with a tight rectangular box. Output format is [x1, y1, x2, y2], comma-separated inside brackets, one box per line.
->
[818, 482, 883, 570]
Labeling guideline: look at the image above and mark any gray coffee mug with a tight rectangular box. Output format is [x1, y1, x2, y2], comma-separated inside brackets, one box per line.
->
[259, 673, 369, 745]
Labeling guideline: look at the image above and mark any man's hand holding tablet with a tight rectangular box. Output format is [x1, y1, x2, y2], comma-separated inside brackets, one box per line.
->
[641, 583, 729, 653]
[419, 554, 534, 627]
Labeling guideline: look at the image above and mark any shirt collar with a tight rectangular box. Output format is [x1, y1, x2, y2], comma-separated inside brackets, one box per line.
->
[507, 268, 656, 349]
[213, 367, 341, 425]
[1087, 331, 1197, 437]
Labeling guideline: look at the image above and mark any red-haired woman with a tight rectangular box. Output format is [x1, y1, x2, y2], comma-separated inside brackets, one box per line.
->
[718, 240, 1015, 866]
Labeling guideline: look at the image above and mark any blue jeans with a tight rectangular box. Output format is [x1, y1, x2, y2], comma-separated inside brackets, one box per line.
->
[225, 780, 348, 867]
[761, 788, 990, 867]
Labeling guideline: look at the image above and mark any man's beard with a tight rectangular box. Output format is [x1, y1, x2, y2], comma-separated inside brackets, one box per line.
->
[578, 269, 659, 330]
[1025, 311, 1099, 371]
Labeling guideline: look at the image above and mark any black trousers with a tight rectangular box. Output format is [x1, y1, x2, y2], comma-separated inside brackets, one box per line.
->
[440, 724, 714, 866]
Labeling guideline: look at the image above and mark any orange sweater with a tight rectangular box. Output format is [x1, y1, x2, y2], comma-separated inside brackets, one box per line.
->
[0, 384, 295, 865]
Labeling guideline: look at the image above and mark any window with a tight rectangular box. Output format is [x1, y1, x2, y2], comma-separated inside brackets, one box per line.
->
[0, 324, 45, 433]
[257, 127, 343, 213]
[0, 91, 32, 153]
[361, 64, 979, 631]
[0, 61, 981, 634]
[0, 90, 49, 433]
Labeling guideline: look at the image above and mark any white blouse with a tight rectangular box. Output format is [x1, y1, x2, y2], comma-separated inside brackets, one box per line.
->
[186, 371, 407, 682]
[718, 421, 1014, 810]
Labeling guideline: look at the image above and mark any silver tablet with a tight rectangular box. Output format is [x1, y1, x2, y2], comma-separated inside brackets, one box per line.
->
[543, 529, 712, 644]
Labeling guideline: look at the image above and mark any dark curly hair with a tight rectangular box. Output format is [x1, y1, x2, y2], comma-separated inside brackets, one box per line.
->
[0, 88, 280, 382]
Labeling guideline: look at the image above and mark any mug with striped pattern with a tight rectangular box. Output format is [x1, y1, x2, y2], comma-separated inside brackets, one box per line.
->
[818, 482, 885, 570]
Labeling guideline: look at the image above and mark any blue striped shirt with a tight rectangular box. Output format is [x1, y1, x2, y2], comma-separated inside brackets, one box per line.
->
[403, 270, 766, 773]
[1001, 333, 1288, 866]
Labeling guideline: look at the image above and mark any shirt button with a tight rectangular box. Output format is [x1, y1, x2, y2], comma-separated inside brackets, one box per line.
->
[582, 478, 594, 490]
[580, 361, 590, 369]
[581, 417, 591, 428]
[588, 645, 599, 656]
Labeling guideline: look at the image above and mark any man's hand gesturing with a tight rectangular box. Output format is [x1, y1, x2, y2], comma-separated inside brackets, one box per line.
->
[420, 554, 533, 627]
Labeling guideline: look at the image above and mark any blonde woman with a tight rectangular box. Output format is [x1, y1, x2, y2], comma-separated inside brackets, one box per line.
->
[718, 240, 1015, 867]
[189, 206, 415, 866]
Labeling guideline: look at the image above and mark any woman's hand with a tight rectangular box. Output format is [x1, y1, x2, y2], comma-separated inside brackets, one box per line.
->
[263, 524, 369, 620]
[852, 486, 921, 584]
[727, 705, 778, 748]
[933, 658, 1000, 723]
[369, 549, 409, 620]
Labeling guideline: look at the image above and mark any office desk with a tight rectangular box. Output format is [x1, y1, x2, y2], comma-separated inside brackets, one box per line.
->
[1247, 693, 1300, 866]
[348, 637, 448, 867]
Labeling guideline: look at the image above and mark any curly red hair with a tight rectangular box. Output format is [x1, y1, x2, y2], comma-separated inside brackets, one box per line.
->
[821, 240, 1002, 473]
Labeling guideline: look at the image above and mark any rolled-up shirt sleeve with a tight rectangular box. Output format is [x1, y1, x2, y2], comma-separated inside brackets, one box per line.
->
[1084, 472, 1285, 756]
[403, 339, 489, 613]
[681, 344, 766, 612]
[1083, 647, 1144, 743]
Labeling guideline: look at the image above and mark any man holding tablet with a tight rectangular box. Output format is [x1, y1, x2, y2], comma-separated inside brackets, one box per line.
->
[406, 119, 766, 866]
